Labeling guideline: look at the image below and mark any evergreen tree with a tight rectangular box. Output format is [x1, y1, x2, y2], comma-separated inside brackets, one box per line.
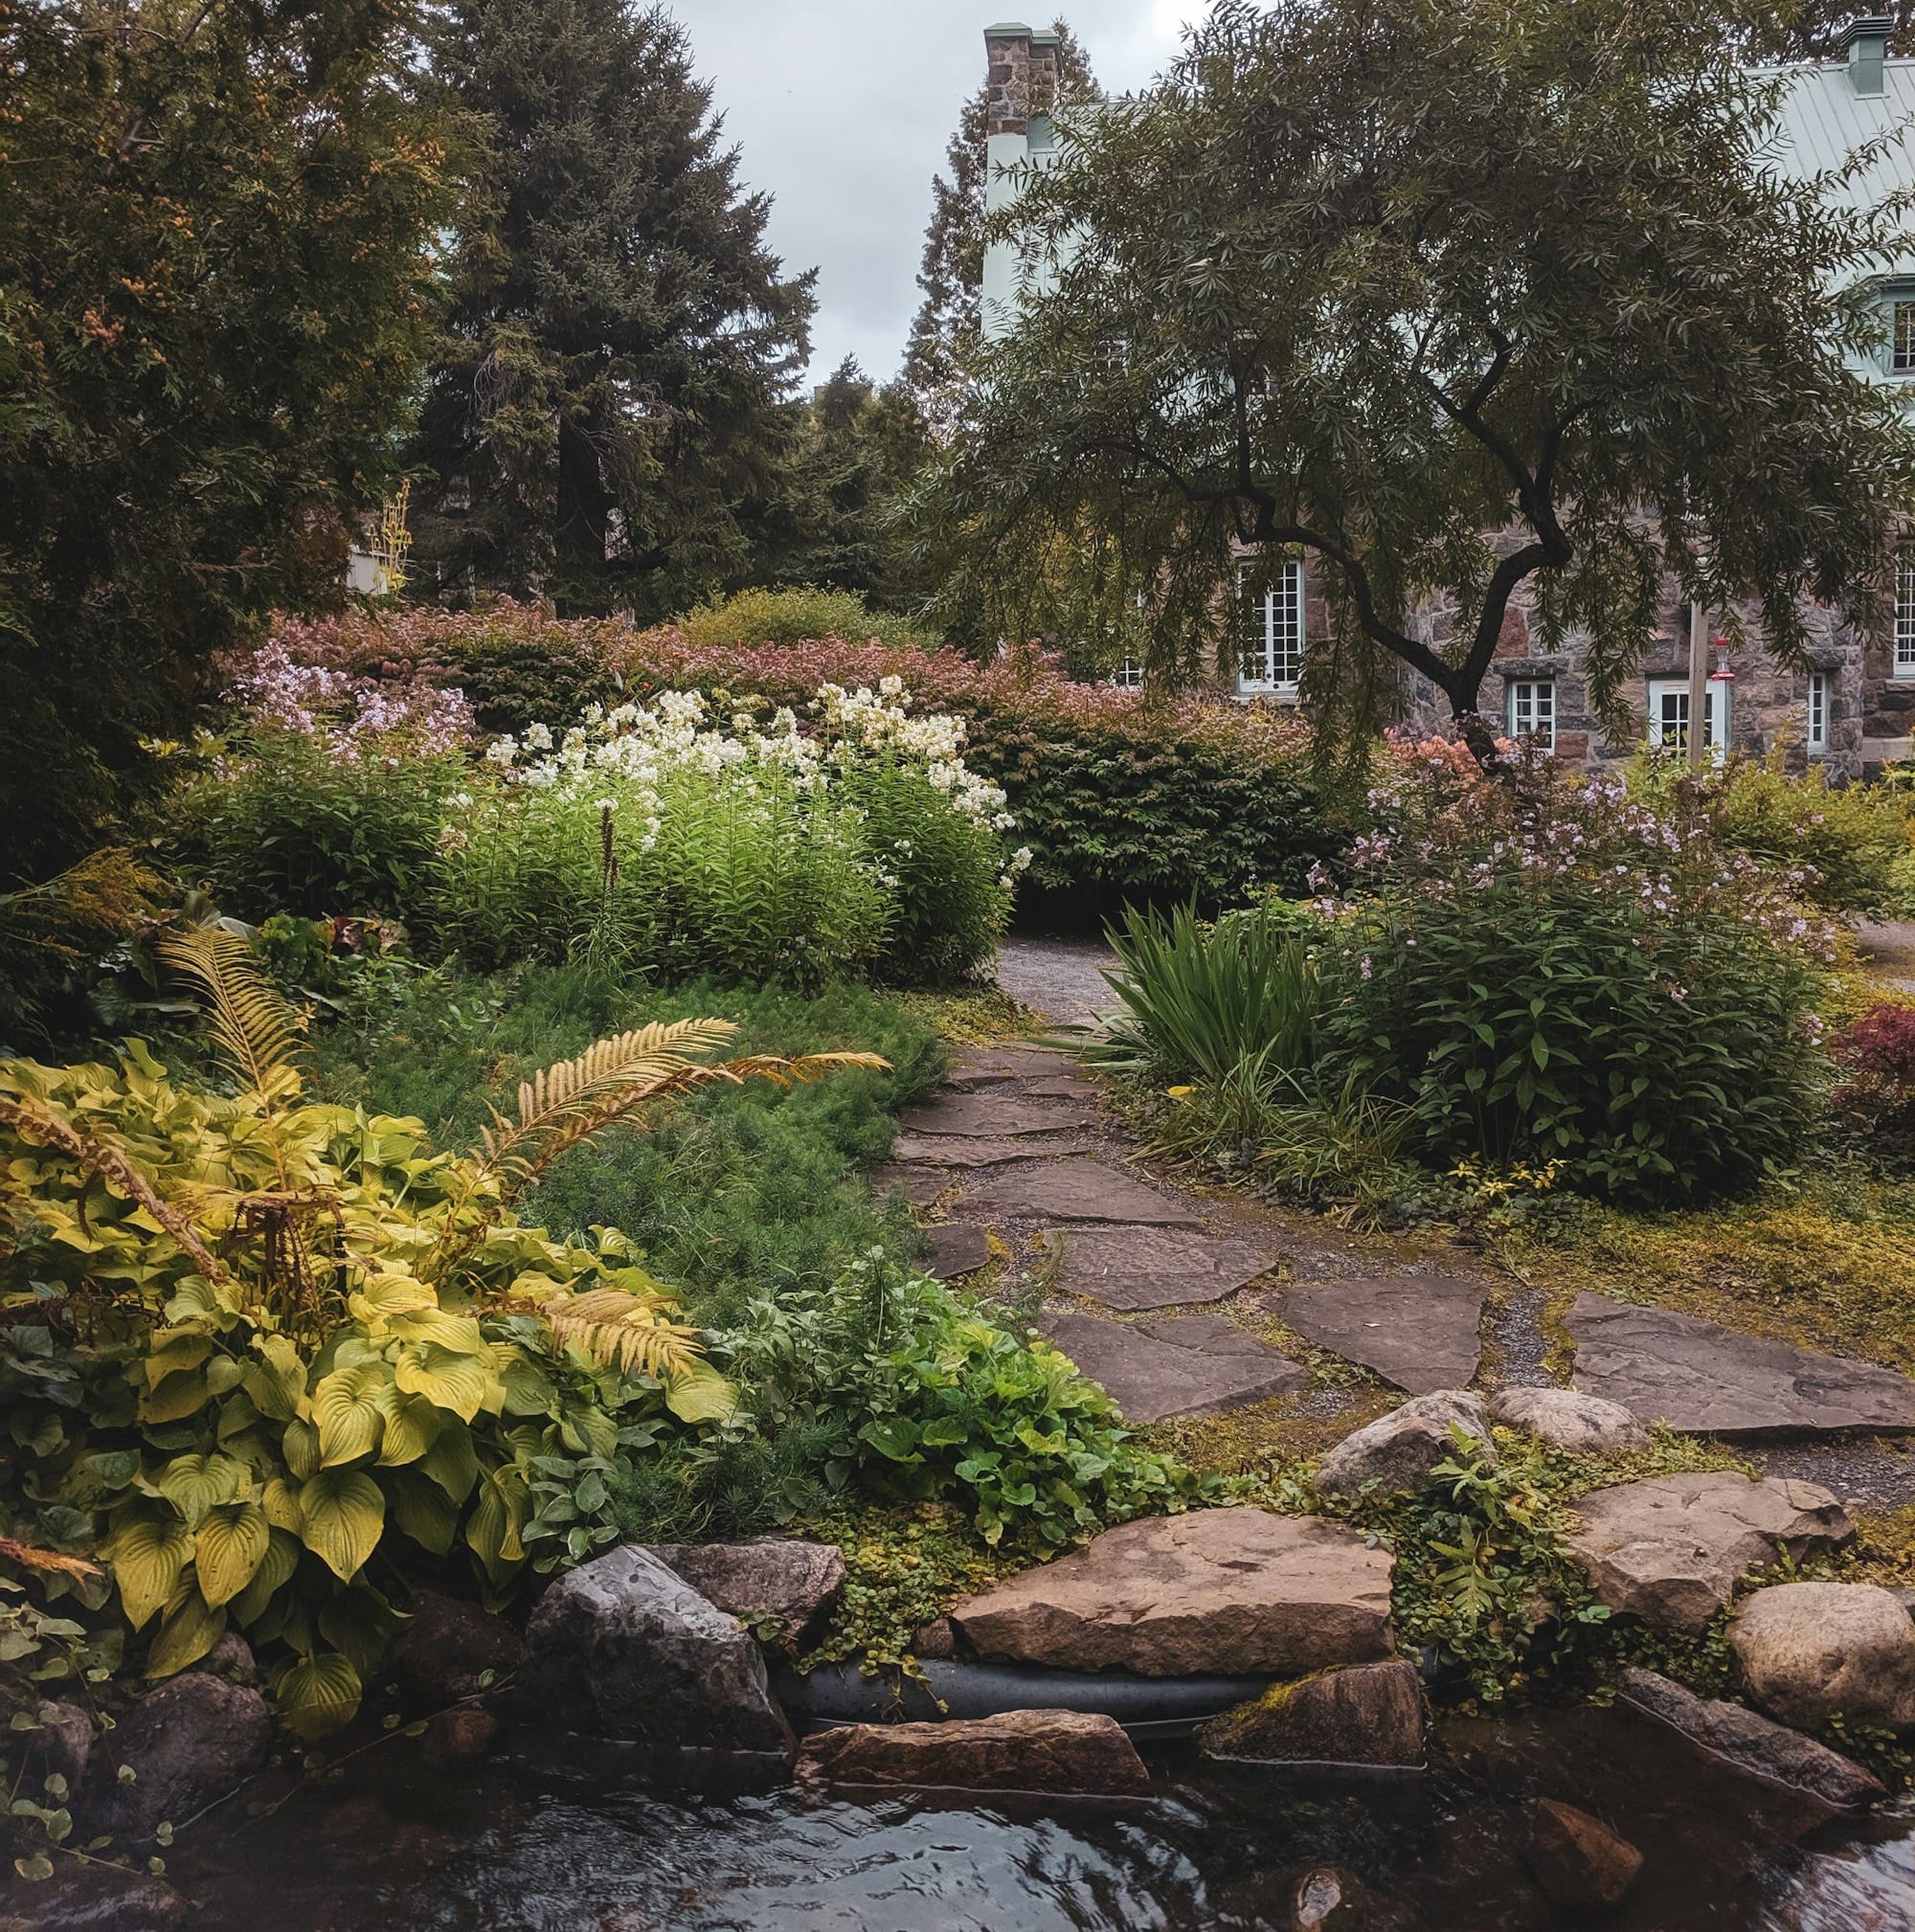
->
[412, 0, 815, 617]
[0, 0, 453, 883]
[902, 19, 1098, 436]
[757, 359, 933, 603]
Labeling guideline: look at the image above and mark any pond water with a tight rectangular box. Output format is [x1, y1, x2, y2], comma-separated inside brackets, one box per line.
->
[175, 1706, 1915, 1932]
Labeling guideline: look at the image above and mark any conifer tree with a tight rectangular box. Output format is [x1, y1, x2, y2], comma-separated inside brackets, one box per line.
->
[902, 19, 1098, 436]
[412, 0, 814, 616]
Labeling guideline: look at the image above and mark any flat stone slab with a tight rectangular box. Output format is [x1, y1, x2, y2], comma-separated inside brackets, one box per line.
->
[925, 1224, 991, 1280]
[1276, 1277, 1487, 1395]
[1042, 1313, 1306, 1423]
[951, 1507, 1395, 1676]
[900, 1094, 1094, 1138]
[872, 1165, 950, 1207]
[1023, 1073, 1103, 1101]
[893, 1134, 1091, 1167]
[797, 1710, 1148, 1796]
[1568, 1293, 1915, 1436]
[1567, 1471, 1854, 1631]
[956, 1159, 1201, 1226]
[945, 1045, 1080, 1089]
[1044, 1224, 1272, 1311]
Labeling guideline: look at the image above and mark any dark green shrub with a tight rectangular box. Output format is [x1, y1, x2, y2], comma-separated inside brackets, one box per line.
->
[1327, 744, 1831, 1201]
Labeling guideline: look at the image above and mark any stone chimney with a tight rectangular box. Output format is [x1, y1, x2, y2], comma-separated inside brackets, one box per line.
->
[1844, 14, 1893, 96]
[984, 22, 1061, 136]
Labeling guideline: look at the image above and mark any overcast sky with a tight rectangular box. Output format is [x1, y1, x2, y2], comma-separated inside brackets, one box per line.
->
[683, 2, 1196, 384]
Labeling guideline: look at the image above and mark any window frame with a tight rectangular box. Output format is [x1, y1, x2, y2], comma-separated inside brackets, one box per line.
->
[1807, 670, 1830, 753]
[1646, 676, 1728, 759]
[1897, 549, 1915, 678]
[1505, 678, 1557, 751]
[1234, 558, 1305, 697]
[1895, 299, 1915, 376]
[1111, 655, 1146, 689]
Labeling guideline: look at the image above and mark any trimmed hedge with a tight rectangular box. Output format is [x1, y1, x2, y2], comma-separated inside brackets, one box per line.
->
[237, 605, 1344, 908]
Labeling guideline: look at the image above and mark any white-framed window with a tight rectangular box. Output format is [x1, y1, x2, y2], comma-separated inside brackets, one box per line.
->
[1646, 677, 1729, 759]
[1506, 679, 1556, 750]
[1236, 559, 1305, 695]
[1897, 550, 1915, 676]
[1895, 301, 1915, 375]
[1111, 656, 1146, 688]
[1807, 671, 1830, 753]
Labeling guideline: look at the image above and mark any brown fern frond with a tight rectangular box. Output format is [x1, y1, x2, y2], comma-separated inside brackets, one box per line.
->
[0, 1095, 226, 1282]
[0, 1536, 104, 1584]
[158, 928, 305, 1108]
[539, 1288, 704, 1378]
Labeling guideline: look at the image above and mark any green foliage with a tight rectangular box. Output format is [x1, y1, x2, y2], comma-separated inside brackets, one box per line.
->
[175, 731, 463, 921]
[0, 849, 168, 1049]
[929, 0, 1915, 736]
[409, 0, 813, 616]
[642, 1251, 1205, 1550]
[0, 0, 455, 881]
[1090, 901, 1322, 1084]
[1327, 746, 1832, 1202]
[677, 585, 932, 652]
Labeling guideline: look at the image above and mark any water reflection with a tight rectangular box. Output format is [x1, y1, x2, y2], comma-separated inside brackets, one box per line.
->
[178, 1714, 1915, 1932]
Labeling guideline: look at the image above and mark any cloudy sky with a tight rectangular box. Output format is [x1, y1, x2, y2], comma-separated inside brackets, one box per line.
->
[684, 2, 1196, 383]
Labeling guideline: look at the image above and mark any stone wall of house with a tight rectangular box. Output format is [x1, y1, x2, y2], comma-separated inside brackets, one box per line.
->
[1384, 574, 1914, 778]
[984, 25, 1060, 138]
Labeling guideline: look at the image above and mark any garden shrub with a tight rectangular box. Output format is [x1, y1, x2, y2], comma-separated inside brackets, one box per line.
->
[232, 609, 1342, 910]
[0, 932, 876, 1733]
[675, 584, 933, 653]
[1324, 739, 1832, 1202]
[1832, 1001, 1915, 1164]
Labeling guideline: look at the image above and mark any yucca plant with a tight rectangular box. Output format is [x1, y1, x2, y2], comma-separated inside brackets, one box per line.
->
[1086, 901, 1322, 1085]
[0, 929, 881, 1734]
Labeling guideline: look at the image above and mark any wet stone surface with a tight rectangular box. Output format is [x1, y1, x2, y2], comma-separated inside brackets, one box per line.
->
[1277, 1276, 1488, 1395]
[1041, 1312, 1307, 1423]
[956, 1158, 1203, 1227]
[1043, 1224, 1274, 1312]
[924, 1224, 991, 1281]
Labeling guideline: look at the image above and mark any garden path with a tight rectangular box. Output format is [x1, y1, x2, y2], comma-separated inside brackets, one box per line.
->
[1857, 919, 1915, 996]
[880, 1020, 1915, 1511]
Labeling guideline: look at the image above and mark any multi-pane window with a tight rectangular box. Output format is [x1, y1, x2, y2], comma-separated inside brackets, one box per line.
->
[1895, 301, 1915, 375]
[1897, 550, 1915, 675]
[1236, 560, 1305, 694]
[1111, 656, 1146, 689]
[1646, 677, 1728, 757]
[1807, 671, 1830, 753]
[1506, 680, 1556, 750]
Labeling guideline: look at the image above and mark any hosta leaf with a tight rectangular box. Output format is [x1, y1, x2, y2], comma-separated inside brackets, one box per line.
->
[143, 1330, 212, 1390]
[250, 1334, 307, 1416]
[261, 1475, 302, 1532]
[388, 1469, 459, 1556]
[145, 1591, 225, 1679]
[376, 1394, 440, 1469]
[193, 1501, 270, 1608]
[295, 1471, 384, 1583]
[104, 1516, 193, 1630]
[309, 1363, 390, 1468]
[140, 1368, 210, 1425]
[394, 1343, 495, 1423]
[229, 1527, 300, 1629]
[281, 1418, 321, 1480]
[276, 1651, 362, 1741]
[319, 1588, 401, 1677]
[151, 1454, 243, 1531]
[419, 1422, 479, 1502]
[463, 1471, 527, 1587]
[664, 1362, 736, 1426]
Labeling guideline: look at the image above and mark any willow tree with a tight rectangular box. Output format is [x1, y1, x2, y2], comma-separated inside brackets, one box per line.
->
[925, 0, 1915, 748]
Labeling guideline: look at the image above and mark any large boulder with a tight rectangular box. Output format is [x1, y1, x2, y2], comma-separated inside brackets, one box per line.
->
[1487, 1386, 1648, 1456]
[1730, 1583, 1915, 1734]
[519, 1544, 793, 1754]
[951, 1508, 1394, 1676]
[0, 1865, 191, 1932]
[1313, 1391, 1495, 1498]
[1525, 1799, 1644, 1912]
[1612, 1667, 1883, 1816]
[89, 1673, 271, 1839]
[648, 1539, 846, 1648]
[1196, 1659, 1426, 1767]
[1566, 1473, 1852, 1630]
[390, 1587, 525, 1706]
[796, 1710, 1149, 1796]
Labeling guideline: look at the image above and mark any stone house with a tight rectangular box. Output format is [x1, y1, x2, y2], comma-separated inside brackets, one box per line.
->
[979, 18, 1915, 776]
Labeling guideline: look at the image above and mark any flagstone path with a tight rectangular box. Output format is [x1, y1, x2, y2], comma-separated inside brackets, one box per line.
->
[875, 936, 1915, 1495]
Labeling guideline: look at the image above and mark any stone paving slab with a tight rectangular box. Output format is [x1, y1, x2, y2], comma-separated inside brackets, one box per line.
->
[955, 1159, 1202, 1226]
[1023, 1073, 1103, 1102]
[1043, 1224, 1273, 1311]
[900, 1094, 1094, 1138]
[1568, 1293, 1915, 1436]
[946, 1045, 1081, 1088]
[893, 1134, 1092, 1168]
[872, 1165, 950, 1207]
[1041, 1313, 1305, 1423]
[1276, 1276, 1488, 1395]
[925, 1224, 992, 1281]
